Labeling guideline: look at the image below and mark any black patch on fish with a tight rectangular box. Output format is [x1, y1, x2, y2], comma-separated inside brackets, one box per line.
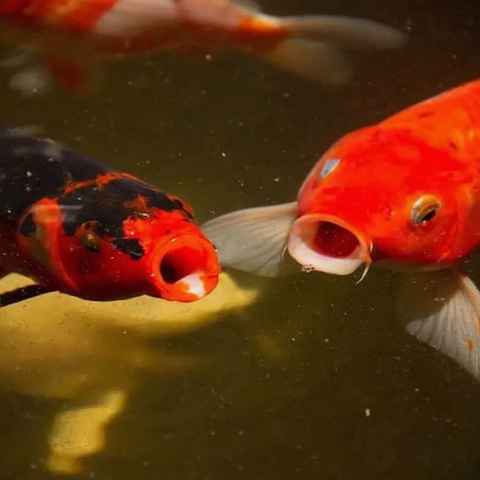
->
[58, 178, 194, 238]
[111, 238, 145, 260]
[83, 242, 101, 253]
[0, 126, 194, 246]
[82, 220, 108, 238]
[79, 231, 103, 253]
[0, 126, 113, 224]
[18, 213, 36, 236]
[418, 111, 433, 118]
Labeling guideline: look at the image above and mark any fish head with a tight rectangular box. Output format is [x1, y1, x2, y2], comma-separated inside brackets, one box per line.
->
[17, 196, 221, 302]
[124, 206, 222, 302]
[289, 126, 477, 276]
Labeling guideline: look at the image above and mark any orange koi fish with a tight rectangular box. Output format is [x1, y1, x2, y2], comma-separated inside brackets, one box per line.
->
[0, 125, 220, 306]
[0, 0, 406, 94]
[203, 78, 480, 381]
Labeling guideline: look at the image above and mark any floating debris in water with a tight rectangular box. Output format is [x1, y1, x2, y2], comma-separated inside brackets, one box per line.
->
[302, 265, 316, 273]
[365, 408, 371, 417]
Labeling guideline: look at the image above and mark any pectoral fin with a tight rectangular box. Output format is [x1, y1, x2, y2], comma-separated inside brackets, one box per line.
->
[0, 284, 53, 308]
[396, 268, 480, 381]
[201, 202, 298, 277]
[18, 199, 79, 293]
[44, 53, 102, 95]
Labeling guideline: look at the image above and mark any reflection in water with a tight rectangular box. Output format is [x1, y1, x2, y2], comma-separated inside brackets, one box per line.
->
[0, 0, 480, 479]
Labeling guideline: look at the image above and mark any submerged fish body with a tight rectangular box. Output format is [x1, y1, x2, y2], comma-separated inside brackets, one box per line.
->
[0, 0, 406, 94]
[0, 125, 220, 305]
[203, 78, 480, 382]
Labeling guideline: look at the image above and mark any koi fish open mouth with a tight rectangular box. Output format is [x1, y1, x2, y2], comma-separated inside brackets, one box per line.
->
[287, 214, 372, 281]
[151, 235, 220, 302]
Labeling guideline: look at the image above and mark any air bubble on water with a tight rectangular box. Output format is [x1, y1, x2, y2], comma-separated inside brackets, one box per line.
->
[302, 265, 315, 273]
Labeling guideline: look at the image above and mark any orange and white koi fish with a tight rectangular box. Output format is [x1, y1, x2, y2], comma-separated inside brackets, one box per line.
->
[202, 78, 480, 382]
[0, 0, 405, 94]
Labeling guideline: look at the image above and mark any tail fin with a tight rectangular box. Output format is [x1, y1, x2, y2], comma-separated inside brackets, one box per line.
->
[255, 15, 406, 84]
[281, 15, 406, 50]
[257, 39, 352, 84]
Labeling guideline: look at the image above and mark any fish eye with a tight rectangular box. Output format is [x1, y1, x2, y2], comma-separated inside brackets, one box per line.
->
[319, 158, 341, 180]
[79, 230, 102, 252]
[411, 194, 441, 226]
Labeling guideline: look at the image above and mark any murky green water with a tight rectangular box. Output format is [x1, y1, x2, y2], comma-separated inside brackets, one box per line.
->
[1, 1, 480, 479]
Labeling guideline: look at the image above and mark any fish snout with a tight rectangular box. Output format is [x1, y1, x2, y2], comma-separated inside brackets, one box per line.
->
[287, 214, 372, 275]
[148, 234, 221, 302]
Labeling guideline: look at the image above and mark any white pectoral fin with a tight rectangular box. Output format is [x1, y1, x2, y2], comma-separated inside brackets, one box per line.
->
[201, 202, 298, 277]
[396, 268, 480, 381]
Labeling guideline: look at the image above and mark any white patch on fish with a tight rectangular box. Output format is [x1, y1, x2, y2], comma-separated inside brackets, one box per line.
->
[175, 271, 206, 298]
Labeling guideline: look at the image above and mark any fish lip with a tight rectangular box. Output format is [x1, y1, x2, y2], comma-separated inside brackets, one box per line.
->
[287, 213, 372, 275]
[149, 234, 221, 302]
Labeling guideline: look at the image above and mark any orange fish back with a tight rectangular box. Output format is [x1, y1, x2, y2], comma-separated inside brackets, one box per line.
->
[380, 79, 480, 163]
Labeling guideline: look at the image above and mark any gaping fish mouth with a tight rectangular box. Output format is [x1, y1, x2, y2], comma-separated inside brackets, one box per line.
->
[287, 214, 372, 277]
[151, 234, 221, 302]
